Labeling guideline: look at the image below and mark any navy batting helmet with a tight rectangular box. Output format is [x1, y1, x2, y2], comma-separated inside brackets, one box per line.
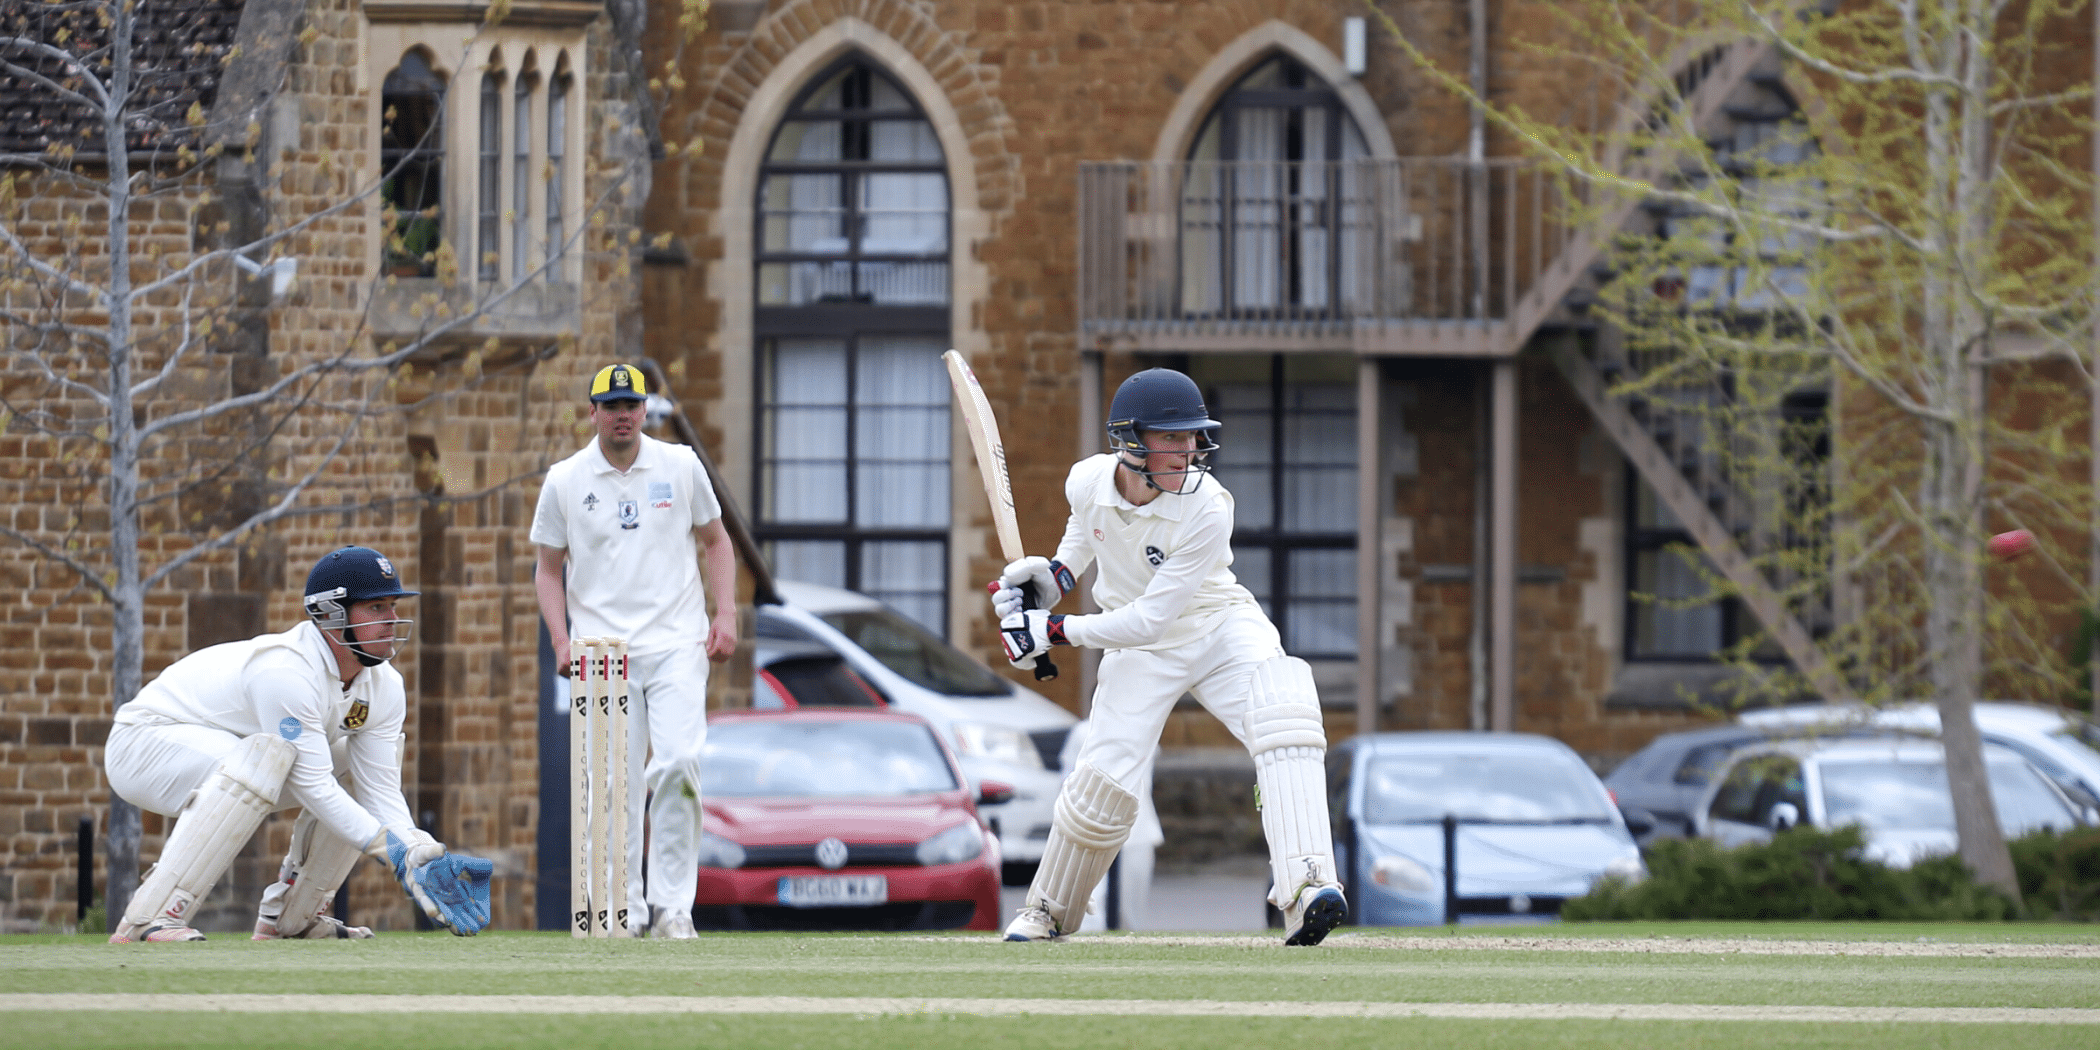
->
[304, 546, 418, 666]
[1106, 369, 1220, 494]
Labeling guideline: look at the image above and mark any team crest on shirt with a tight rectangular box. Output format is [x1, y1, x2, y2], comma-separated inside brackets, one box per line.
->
[1094, 529, 1104, 540]
[1145, 545, 1165, 566]
[618, 499, 639, 529]
[583, 493, 600, 512]
[648, 481, 674, 510]
[343, 699, 369, 731]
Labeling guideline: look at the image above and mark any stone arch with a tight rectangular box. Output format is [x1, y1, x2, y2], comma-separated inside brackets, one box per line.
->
[1150, 20, 1398, 164]
[687, 12, 1012, 523]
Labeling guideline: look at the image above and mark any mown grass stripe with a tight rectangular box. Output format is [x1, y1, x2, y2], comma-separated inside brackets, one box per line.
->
[2, 995, 2096, 1024]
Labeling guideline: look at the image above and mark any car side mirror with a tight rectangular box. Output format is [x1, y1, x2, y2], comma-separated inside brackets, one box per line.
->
[1768, 802, 1799, 832]
[1619, 805, 1656, 837]
[977, 779, 1015, 806]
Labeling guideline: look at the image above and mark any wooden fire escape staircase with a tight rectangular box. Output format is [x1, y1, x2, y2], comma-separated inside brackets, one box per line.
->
[1523, 40, 1847, 702]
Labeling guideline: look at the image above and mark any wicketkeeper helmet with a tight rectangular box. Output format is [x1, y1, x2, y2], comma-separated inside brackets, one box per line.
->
[1106, 369, 1220, 494]
[304, 546, 418, 667]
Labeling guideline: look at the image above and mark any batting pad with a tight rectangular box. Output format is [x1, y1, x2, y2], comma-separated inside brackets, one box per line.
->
[265, 810, 365, 937]
[1027, 762, 1138, 935]
[1243, 657, 1340, 909]
[120, 733, 295, 934]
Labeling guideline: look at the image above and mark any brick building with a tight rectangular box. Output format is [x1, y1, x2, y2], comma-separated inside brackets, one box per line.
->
[0, 0, 658, 931]
[636, 0, 1819, 763]
[6, 0, 2093, 930]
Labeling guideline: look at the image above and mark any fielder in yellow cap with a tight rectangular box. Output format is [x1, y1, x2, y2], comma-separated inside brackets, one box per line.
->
[533, 359, 736, 939]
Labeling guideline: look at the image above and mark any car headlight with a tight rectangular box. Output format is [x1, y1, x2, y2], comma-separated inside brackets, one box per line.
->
[1370, 854, 1437, 895]
[915, 821, 986, 866]
[1602, 852, 1646, 884]
[697, 832, 746, 869]
[951, 723, 1042, 770]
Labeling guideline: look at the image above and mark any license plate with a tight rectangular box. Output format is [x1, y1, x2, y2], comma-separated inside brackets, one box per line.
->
[778, 874, 888, 908]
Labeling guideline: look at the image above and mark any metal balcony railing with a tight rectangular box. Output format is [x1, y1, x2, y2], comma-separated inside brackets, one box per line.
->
[1077, 158, 1570, 356]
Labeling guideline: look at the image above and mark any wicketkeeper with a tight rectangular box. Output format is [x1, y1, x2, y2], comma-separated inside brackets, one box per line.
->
[992, 368, 1348, 945]
[103, 546, 493, 942]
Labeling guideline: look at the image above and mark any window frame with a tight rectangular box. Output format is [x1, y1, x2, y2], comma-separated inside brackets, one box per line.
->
[749, 54, 955, 634]
[1195, 353, 1358, 660]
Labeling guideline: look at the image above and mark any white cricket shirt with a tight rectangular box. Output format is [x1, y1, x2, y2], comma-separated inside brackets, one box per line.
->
[1050, 454, 1262, 651]
[529, 432, 724, 655]
[114, 620, 413, 849]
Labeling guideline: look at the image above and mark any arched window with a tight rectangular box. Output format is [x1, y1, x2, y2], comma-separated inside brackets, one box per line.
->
[1182, 54, 1371, 317]
[512, 65, 536, 282]
[381, 51, 445, 278]
[477, 64, 504, 282]
[1180, 56, 1369, 658]
[546, 68, 569, 273]
[753, 56, 952, 632]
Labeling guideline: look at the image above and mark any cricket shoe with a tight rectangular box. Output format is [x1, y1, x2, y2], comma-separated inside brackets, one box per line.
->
[108, 921, 206, 944]
[1002, 905, 1065, 942]
[651, 909, 697, 940]
[1281, 883, 1346, 947]
[252, 914, 374, 940]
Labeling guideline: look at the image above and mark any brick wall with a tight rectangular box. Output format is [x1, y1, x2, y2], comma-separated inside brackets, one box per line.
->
[0, 0, 648, 931]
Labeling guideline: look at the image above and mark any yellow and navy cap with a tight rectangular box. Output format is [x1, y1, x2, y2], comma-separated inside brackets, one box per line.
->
[588, 363, 648, 403]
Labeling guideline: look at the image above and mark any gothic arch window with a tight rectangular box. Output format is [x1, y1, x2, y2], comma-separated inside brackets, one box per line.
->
[1182, 54, 1372, 317]
[381, 50, 446, 277]
[753, 55, 953, 632]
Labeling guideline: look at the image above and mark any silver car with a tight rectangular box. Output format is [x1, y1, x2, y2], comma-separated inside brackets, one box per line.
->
[756, 580, 1075, 880]
[1332, 732, 1646, 926]
[1694, 738, 2088, 867]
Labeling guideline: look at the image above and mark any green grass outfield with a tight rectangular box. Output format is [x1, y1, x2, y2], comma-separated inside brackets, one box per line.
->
[3, 923, 2097, 1050]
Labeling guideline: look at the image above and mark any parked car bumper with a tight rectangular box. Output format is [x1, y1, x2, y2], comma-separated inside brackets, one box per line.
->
[694, 861, 1002, 931]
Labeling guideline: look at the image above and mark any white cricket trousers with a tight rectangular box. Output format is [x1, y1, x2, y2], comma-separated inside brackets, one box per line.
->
[1072, 606, 1287, 791]
[619, 644, 711, 920]
[105, 719, 347, 819]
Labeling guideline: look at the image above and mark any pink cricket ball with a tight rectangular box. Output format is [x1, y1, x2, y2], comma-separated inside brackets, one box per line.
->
[1987, 529, 2035, 561]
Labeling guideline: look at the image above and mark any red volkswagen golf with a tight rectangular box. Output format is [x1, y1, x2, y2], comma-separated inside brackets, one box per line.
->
[693, 708, 1006, 931]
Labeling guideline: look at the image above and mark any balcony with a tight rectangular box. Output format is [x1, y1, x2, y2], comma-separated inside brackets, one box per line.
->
[1077, 158, 1574, 358]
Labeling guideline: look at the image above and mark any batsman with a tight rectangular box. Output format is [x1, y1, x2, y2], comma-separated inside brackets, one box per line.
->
[993, 368, 1347, 945]
[103, 546, 492, 942]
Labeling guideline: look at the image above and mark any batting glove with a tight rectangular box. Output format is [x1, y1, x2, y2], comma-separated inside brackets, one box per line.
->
[999, 608, 1068, 667]
[1001, 557, 1074, 611]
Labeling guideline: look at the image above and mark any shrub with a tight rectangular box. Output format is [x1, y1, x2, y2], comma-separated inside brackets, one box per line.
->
[1564, 826, 2016, 921]
[2011, 827, 2100, 921]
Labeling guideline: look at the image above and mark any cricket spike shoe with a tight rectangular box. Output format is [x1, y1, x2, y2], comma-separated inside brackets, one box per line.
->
[1002, 905, 1064, 942]
[651, 910, 698, 940]
[252, 914, 374, 940]
[1282, 884, 1347, 947]
[108, 921, 206, 944]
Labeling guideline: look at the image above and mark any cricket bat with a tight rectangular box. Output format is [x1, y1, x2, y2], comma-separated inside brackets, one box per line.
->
[943, 349, 1057, 681]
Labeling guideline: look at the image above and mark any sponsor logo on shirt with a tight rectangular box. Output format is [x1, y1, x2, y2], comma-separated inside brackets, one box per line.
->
[583, 493, 600, 512]
[618, 499, 640, 530]
[343, 699, 369, 731]
[648, 481, 674, 510]
[1145, 545, 1165, 566]
[1094, 529, 1104, 540]
[278, 717, 302, 741]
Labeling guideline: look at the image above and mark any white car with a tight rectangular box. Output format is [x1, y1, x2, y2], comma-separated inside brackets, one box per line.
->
[1694, 738, 2088, 868]
[756, 581, 1075, 880]
[1739, 701, 2100, 808]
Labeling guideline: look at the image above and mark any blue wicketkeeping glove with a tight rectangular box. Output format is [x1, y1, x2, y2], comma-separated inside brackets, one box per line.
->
[371, 828, 494, 936]
[409, 852, 494, 936]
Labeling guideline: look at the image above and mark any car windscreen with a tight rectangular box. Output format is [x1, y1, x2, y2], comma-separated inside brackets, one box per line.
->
[1363, 753, 1616, 823]
[1819, 756, 2075, 833]
[820, 608, 1010, 697]
[702, 719, 959, 797]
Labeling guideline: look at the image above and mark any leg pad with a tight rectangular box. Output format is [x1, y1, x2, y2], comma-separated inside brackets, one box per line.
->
[1025, 762, 1138, 935]
[116, 733, 295, 939]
